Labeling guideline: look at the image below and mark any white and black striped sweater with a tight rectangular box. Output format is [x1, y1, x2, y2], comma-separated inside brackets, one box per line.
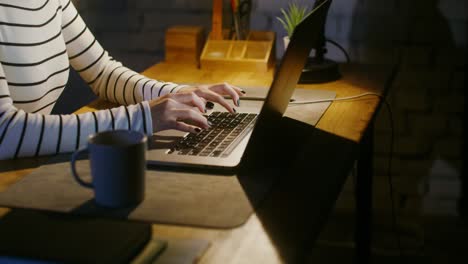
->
[0, 0, 185, 160]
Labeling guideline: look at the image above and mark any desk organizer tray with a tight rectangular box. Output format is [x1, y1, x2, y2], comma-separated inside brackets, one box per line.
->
[200, 31, 275, 72]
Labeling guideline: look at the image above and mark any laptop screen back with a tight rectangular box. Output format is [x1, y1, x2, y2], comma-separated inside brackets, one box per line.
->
[241, 0, 332, 161]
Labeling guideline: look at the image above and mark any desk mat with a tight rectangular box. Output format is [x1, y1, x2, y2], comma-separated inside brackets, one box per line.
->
[0, 157, 269, 228]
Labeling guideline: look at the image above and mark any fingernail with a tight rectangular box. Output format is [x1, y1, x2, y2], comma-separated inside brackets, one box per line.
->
[195, 127, 201, 133]
[237, 99, 240, 106]
[206, 101, 215, 109]
[241, 90, 246, 94]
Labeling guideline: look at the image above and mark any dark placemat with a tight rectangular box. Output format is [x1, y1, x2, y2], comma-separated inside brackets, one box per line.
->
[0, 156, 275, 228]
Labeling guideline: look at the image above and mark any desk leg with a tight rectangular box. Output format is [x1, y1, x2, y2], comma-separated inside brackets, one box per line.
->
[354, 122, 374, 264]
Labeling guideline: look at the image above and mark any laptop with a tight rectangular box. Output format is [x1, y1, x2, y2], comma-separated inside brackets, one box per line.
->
[147, 0, 333, 170]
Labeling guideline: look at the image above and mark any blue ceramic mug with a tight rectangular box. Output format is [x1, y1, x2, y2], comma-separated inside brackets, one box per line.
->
[71, 130, 147, 208]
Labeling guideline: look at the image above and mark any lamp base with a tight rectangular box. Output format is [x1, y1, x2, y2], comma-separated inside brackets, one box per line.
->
[299, 57, 341, 84]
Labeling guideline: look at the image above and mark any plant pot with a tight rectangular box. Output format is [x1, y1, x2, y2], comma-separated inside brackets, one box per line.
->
[283, 36, 290, 50]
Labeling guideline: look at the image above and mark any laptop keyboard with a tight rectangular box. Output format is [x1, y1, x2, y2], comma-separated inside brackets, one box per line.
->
[169, 112, 258, 157]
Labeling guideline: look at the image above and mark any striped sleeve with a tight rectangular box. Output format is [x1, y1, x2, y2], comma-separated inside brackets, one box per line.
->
[59, 0, 187, 104]
[0, 61, 153, 160]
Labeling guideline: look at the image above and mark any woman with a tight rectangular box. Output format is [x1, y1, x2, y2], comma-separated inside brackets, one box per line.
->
[0, 0, 243, 160]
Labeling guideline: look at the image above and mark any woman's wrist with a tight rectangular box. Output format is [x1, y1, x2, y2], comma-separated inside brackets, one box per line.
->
[174, 84, 190, 93]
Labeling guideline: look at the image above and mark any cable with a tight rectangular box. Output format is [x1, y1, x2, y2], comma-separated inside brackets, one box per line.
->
[381, 98, 403, 258]
[289, 92, 403, 258]
[289, 92, 382, 105]
[326, 38, 351, 63]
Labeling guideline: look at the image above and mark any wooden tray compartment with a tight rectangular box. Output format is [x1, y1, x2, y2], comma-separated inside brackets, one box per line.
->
[200, 31, 276, 72]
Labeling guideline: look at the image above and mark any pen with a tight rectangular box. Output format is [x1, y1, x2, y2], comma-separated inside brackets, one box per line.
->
[230, 0, 242, 40]
[230, 0, 237, 12]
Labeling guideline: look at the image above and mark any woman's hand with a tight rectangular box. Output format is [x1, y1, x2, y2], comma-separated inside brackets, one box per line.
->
[177, 83, 245, 113]
[148, 83, 244, 133]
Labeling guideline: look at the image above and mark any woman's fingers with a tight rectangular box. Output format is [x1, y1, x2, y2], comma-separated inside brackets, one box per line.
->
[167, 92, 206, 113]
[173, 121, 202, 134]
[149, 82, 247, 133]
[178, 83, 245, 111]
[149, 98, 209, 133]
[194, 88, 236, 113]
[208, 83, 244, 106]
[173, 108, 210, 129]
[208, 83, 245, 103]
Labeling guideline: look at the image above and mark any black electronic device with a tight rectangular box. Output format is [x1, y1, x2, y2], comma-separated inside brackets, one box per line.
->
[299, 0, 341, 84]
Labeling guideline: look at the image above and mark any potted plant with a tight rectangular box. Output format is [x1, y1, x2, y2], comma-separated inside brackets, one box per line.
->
[276, 1, 313, 49]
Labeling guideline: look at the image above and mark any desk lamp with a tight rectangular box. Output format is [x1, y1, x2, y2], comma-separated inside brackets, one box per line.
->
[299, 0, 341, 84]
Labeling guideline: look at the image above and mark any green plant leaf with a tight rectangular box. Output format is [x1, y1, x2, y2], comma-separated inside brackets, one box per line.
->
[280, 8, 294, 36]
[276, 17, 290, 36]
[276, 1, 312, 37]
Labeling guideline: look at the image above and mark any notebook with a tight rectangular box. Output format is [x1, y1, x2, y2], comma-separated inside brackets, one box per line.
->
[146, 0, 333, 170]
[0, 208, 155, 264]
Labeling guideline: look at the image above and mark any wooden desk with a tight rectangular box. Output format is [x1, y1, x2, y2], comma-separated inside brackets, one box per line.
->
[0, 62, 394, 263]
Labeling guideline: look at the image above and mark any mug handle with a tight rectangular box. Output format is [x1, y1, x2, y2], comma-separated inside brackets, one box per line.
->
[71, 148, 93, 188]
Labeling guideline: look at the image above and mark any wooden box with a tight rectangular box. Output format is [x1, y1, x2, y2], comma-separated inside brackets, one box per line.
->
[165, 26, 205, 66]
[200, 31, 276, 72]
